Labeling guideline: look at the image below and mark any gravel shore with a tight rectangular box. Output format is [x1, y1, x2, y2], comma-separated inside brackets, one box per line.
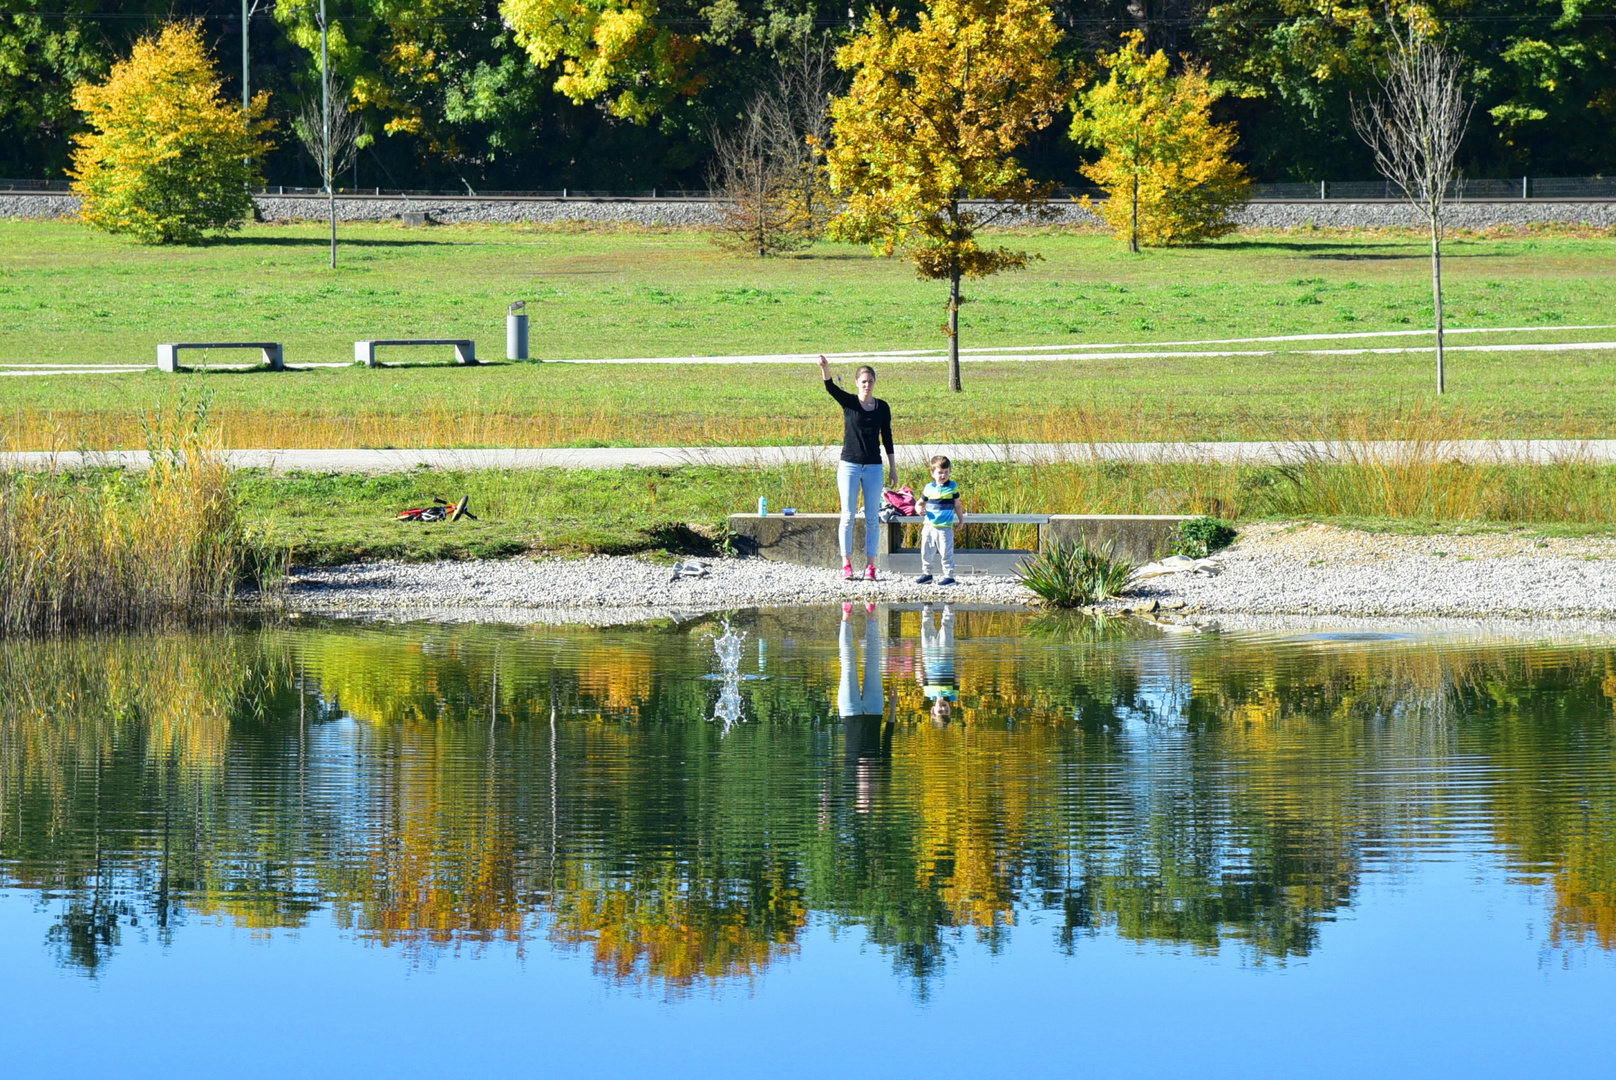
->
[276, 522, 1616, 625]
[280, 555, 1032, 625]
[1139, 522, 1616, 619]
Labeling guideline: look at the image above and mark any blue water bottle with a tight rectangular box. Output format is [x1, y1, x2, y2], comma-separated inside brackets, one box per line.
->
[758, 496, 768, 517]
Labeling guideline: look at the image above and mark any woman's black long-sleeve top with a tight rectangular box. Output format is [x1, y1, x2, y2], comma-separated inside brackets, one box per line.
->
[825, 379, 894, 465]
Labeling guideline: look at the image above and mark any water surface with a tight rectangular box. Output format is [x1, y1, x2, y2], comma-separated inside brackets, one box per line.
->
[3, 608, 1613, 1077]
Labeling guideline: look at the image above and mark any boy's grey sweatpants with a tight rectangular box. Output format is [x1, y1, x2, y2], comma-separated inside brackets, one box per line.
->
[920, 525, 955, 576]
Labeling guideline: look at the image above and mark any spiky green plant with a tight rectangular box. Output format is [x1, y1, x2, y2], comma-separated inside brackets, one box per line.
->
[1017, 540, 1135, 608]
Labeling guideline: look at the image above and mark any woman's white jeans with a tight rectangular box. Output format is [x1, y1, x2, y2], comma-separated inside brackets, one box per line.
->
[838, 617, 884, 717]
[837, 461, 884, 562]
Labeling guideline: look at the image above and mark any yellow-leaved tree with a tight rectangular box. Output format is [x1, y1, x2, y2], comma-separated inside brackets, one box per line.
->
[1069, 31, 1248, 252]
[70, 22, 270, 245]
[825, 0, 1070, 392]
[500, 0, 703, 122]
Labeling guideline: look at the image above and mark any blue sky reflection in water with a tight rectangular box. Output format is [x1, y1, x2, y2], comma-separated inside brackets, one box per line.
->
[1, 608, 1613, 1078]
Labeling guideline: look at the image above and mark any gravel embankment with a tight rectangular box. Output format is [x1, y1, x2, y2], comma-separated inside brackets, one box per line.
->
[1141, 523, 1616, 619]
[280, 556, 1031, 625]
[275, 522, 1616, 625]
[8, 191, 1616, 228]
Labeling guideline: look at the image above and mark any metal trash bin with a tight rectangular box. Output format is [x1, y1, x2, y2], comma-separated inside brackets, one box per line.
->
[507, 300, 529, 361]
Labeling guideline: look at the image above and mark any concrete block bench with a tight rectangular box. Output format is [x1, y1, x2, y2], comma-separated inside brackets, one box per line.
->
[728, 513, 1195, 575]
[355, 338, 476, 367]
[157, 341, 283, 372]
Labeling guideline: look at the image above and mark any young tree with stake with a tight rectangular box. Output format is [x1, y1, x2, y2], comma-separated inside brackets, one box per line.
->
[824, 0, 1069, 393]
[293, 81, 364, 267]
[1352, 19, 1472, 394]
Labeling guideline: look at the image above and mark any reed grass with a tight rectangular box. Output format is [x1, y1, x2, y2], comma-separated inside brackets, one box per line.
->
[238, 409, 1616, 565]
[0, 400, 273, 633]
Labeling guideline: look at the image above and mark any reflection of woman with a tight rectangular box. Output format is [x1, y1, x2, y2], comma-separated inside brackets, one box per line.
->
[838, 601, 884, 717]
[817, 356, 896, 581]
[839, 601, 891, 813]
[918, 602, 958, 724]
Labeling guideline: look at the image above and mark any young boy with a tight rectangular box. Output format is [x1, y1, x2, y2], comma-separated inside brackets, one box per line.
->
[915, 454, 964, 585]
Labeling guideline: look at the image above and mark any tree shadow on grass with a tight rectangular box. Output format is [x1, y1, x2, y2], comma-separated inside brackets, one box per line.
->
[1212, 239, 1414, 253]
[1308, 250, 1512, 261]
[215, 235, 445, 249]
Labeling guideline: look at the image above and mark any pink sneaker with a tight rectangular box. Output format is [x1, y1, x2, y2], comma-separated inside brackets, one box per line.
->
[841, 562, 854, 580]
[864, 564, 878, 581]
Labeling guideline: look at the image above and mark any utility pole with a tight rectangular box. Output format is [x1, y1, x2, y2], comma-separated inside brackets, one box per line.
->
[320, 0, 335, 268]
[242, 0, 250, 114]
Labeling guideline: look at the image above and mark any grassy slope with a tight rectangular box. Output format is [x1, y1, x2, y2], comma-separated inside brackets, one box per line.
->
[236, 458, 1616, 566]
[3, 219, 1616, 448]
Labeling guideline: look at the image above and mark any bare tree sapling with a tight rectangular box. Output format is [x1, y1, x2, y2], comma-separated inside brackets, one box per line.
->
[293, 83, 363, 268]
[1352, 21, 1472, 394]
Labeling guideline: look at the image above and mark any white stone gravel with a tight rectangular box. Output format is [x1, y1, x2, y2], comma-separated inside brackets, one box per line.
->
[1139, 522, 1616, 619]
[274, 522, 1616, 625]
[280, 555, 1031, 623]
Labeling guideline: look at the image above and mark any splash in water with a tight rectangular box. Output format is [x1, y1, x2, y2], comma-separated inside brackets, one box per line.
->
[709, 620, 747, 731]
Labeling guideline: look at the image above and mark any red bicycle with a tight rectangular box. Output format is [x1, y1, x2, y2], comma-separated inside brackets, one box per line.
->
[396, 496, 475, 523]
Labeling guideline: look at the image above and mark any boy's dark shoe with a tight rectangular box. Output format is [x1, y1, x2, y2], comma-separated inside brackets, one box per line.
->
[914, 574, 934, 584]
[938, 577, 957, 586]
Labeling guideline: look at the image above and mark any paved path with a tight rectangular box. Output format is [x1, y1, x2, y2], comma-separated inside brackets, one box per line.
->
[11, 323, 1616, 373]
[8, 439, 1616, 473]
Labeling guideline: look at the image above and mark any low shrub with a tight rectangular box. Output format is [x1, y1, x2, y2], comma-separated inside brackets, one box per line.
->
[1018, 540, 1135, 608]
[1171, 516, 1237, 558]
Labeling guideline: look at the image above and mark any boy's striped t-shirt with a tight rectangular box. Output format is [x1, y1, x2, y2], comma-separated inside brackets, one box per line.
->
[922, 480, 960, 528]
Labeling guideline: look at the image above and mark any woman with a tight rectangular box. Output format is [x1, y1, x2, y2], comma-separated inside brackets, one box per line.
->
[817, 355, 896, 580]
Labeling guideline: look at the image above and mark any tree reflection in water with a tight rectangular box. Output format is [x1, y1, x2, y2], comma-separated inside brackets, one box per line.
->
[1, 611, 1613, 991]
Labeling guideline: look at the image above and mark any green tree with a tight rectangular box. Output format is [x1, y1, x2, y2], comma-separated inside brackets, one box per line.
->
[0, 5, 107, 179]
[824, 0, 1069, 393]
[69, 22, 271, 245]
[1070, 31, 1249, 252]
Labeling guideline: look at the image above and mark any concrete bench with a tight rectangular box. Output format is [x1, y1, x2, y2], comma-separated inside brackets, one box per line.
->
[728, 513, 1195, 576]
[354, 338, 476, 367]
[157, 341, 283, 372]
[882, 513, 1045, 575]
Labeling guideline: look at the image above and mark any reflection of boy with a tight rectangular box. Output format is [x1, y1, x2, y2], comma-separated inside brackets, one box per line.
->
[918, 602, 958, 724]
[916, 455, 963, 586]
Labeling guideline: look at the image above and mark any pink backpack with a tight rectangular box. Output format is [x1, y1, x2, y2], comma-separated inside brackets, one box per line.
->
[882, 487, 918, 516]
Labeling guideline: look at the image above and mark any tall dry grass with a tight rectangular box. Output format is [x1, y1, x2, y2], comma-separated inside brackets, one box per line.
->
[5, 399, 1514, 452]
[0, 401, 268, 633]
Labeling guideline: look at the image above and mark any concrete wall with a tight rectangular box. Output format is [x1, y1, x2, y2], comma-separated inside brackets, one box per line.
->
[728, 512, 1194, 574]
[7, 190, 1614, 229]
[1042, 515, 1193, 565]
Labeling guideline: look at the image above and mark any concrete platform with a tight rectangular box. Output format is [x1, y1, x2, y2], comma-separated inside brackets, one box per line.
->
[727, 512, 1195, 573]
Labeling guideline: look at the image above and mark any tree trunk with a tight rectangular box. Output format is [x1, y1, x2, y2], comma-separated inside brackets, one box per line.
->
[1130, 170, 1140, 254]
[1430, 223, 1444, 394]
[329, 187, 337, 269]
[947, 267, 962, 393]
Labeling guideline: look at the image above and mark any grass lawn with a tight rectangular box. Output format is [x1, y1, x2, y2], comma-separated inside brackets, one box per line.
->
[3, 218, 1615, 448]
[234, 455, 1616, 566]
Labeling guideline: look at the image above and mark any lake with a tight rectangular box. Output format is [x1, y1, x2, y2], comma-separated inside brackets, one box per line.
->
[2, 606, 1613, 1077]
